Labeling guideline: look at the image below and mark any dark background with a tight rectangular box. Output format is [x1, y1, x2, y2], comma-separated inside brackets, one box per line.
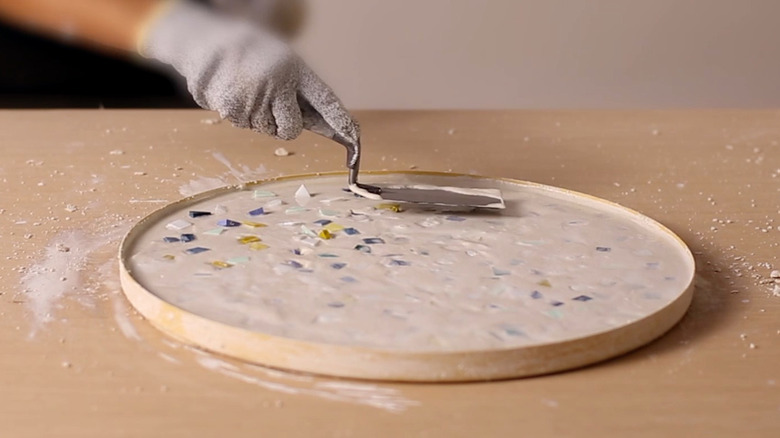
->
[0, 23, 197, 109]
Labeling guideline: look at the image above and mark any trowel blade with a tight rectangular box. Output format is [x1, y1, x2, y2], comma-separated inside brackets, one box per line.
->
[377, 185, 505, 209]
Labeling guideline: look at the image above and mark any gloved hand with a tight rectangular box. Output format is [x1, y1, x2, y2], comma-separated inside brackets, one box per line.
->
[139, 0, 359, 150]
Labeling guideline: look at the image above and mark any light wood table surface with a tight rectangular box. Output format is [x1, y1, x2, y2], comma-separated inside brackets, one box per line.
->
[0, 110, 777, 437]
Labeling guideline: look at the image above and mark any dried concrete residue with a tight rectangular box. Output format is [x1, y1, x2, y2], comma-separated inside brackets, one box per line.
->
[178, 152, 268, 197]
[99, 257, 143, 341]
[211, 151, 267, 184]
[178, 176, 228, 197]
[194, 353, 420, 413]
[112, 290, 141, 342]
[20, 223, 130, 335]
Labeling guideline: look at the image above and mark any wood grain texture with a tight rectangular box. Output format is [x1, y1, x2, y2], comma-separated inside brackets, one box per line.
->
[0, 110, 777, 437]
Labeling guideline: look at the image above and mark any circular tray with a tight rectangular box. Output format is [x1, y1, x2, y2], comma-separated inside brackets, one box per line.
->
[119, 171, 695, 381]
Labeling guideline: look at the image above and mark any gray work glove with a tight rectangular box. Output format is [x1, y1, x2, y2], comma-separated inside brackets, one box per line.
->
[140, 0, 359, 150]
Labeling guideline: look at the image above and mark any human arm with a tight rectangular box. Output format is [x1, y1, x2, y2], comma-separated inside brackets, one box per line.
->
[0, 0, 159, 52]
[0, 0, 360, 171]
[141, 0, 359, 147]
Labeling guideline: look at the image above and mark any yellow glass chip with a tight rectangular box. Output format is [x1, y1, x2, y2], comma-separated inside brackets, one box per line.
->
[322, 223, 345, 232]
[249, 242, 269, 251]
[318, 229, 334, 240]
[238, 235, 262, 244]
[377, 203, 402, 212]
[242, 221, 268, 228]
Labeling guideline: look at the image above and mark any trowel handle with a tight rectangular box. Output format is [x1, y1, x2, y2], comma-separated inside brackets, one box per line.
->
[299, 97, 361, 185]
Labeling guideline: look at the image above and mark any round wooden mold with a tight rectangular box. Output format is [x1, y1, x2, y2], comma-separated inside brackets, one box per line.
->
[119, 171, 695, 382]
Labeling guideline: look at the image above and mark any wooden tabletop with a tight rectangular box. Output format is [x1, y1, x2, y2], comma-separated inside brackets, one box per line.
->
[0, 110, 777, 437]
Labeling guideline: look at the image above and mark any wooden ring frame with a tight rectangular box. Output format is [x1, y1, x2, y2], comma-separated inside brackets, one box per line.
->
[119, 171, 695, 382]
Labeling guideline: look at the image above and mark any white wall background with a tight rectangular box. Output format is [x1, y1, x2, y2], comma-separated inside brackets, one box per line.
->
[296, 0, 780, 109]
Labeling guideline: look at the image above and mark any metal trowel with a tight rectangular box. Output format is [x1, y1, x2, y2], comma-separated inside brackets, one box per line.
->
[354, 184, 505, 209]
[301, 100, 505, 209]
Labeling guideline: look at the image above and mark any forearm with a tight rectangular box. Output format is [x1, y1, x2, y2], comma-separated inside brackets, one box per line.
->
[0, 0, 161, 52]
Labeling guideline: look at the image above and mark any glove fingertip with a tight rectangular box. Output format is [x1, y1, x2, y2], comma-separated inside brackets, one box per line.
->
[275, 122, 303, 141]
[250, 114, 277, 137]
[272, 92, 304, 140]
